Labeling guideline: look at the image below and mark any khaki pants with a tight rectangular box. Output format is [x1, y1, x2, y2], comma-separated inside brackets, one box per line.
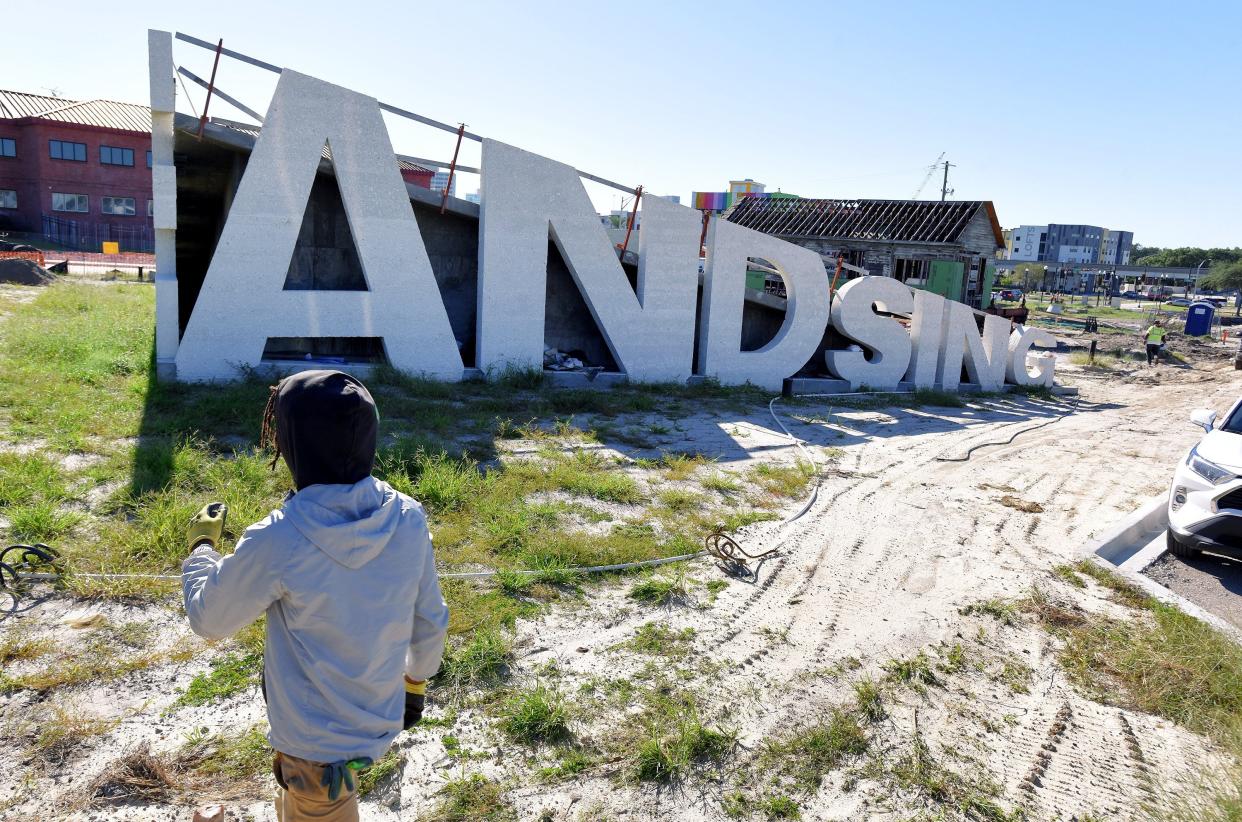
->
[274, 752, 359, 822]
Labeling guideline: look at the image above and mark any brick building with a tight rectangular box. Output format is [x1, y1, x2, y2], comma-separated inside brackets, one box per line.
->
[0, 89, 155, 252]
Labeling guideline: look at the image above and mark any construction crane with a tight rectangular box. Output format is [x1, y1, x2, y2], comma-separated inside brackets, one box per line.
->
[911, 152, 945, 200]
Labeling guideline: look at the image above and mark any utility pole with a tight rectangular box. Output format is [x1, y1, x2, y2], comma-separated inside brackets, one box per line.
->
[939, 160, 956, 201]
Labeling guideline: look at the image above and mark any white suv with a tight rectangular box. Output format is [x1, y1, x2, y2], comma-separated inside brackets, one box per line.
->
[1167, 398, 1242, 558]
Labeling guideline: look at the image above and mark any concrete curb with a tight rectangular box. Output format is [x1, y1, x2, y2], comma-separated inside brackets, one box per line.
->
[1082, 494, 1242, 641]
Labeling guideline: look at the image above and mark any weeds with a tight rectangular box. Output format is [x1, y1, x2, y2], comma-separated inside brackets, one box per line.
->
[1052, 563, 1086, 588]
[498, 685, 570, 744]
[748, 461, 816, 498]
[28, 703, 117, 766]
[424, 774, 514, 820]
[629, 572, 690, 605]
[356, 750, 404, 797]
[177, 726, 270, 781]
[174, 652, 262, 708]
[884, 651, 941, 691]
[624, 622, 697, 657]
[438, 627, 512, 689]
[761, 709, 868, 793]
[961, 598, 1021, 626]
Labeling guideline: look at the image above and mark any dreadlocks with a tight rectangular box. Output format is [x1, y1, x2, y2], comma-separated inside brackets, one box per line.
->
[260, 382, 281, 469]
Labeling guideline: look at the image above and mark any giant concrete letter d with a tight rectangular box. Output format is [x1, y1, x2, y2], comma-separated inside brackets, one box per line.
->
[175, 70, 463, 382]
[697, 219, 830, 391]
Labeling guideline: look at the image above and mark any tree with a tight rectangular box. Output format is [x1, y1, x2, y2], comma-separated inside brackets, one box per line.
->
[1200, 260, 1242, 316]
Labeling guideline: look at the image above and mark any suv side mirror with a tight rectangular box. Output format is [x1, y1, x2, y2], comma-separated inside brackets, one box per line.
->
[1190, 408, 1218, 433]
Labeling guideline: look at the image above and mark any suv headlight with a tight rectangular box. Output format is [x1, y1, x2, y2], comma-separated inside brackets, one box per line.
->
[1188, 447, 1235, 485]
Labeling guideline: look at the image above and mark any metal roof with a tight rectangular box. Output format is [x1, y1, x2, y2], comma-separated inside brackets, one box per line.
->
[0, 89, 150, 133]
[207, 118, 432, 173]
[726, 197, 1004, 247]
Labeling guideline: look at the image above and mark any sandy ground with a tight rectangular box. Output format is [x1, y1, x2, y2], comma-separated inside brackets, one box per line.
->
[3, 348, 1242, 821]
[1145, 551, 1242, 630]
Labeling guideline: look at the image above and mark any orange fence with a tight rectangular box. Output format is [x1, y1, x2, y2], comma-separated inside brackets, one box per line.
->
[0, 250, 46, 268]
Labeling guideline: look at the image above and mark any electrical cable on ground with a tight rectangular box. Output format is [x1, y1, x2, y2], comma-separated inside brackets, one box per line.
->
[933, 397, 1080, 462]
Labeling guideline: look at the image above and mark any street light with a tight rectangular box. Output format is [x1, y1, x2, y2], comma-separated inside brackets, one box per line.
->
[1193, 258, 1210, 298]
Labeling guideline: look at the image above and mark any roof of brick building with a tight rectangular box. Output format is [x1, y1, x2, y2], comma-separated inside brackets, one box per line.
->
[0, 89, 151, 134]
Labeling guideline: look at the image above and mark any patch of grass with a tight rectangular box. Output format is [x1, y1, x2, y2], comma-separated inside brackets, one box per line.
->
[660, 452, 711, 481]
[761, 709, 868, 793]
[853, 678, 886, 723]
[179, 726, 270, 781]
[174, 652, 262, 708]
[629, 572, 689, 605]
[635, 714, 733, 782]
[538, 749, 593, 781]
[995, 659, 1033, 695]
[873, 721, 1025, 821]
[438, 627, 512, 689]
[357, 750, 404, 797]
[760, 794, 802, 820]
[1053, 563, 1086, 588]
[498, 685, 570, 745]
[884, 651, 941, 691]
[0, 628, 54, 664]
[657, 488, 702, 513]
[624, 622, 696, 657]
[961, 598, 1021, 626]
[748, 460, 815, 498]
[0, 634, 192, 695]
[717, 510, 780, 532]
[28, 702, 117, 766]
[702, 472, 741, 494]
[424, 773, 514, 821]
[911, 388, 965, 408]
[7, 501, 82, 540]
[1072, 559, 1154, 609]
[0, 452, 68, 507]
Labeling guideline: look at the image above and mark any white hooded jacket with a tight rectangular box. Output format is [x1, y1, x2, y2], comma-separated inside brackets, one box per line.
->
[181, 476, 448, 763]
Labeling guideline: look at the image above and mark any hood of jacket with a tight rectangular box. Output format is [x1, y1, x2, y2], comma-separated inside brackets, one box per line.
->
[273, 370, 379, 491]
[282, 477, 402, 569]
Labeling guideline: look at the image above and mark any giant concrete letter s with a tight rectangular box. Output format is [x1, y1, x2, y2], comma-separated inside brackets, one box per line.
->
[697, 219, 830, 391]
[175, 70, 463, 381]
[825, 277, 914, 390]
[476, 140, 700, 381]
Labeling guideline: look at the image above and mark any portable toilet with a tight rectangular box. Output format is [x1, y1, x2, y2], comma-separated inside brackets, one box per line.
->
[1185, 301, 1216, 336]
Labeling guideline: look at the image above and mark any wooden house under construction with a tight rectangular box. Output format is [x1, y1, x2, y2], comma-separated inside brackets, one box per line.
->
[725, 198, 1005, 309]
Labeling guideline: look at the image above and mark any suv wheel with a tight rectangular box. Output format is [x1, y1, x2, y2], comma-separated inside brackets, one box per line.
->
[1167, 530, 1201, 559]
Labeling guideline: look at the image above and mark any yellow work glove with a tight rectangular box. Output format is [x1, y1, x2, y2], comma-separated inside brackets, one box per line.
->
[186, 502, 228, 553]
[403, 677, 426, 729]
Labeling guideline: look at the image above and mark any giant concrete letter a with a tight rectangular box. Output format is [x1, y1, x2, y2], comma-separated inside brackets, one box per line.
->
[175, 70, 463, 381]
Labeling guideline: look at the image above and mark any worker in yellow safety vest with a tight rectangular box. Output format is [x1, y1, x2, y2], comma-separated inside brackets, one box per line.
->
[1143, 320, 1168, 366]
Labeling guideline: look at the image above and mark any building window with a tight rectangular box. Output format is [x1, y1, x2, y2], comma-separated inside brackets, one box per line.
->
[100, 146, 135, 166]
[52, 192, 89, 213]
[147, 199, 154, 217]
[49, 140, 87, 162]
[0, 189, 15, 209]
[146, 150, 153, 168]
[102, 196, 136, 216]
[0, 138, 15, 157]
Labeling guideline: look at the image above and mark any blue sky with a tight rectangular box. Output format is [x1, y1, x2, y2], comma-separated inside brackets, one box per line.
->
[4, 0, 1238, 247]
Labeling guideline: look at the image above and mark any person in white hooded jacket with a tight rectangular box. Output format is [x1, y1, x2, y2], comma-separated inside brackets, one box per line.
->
[181, 370, 448, 822]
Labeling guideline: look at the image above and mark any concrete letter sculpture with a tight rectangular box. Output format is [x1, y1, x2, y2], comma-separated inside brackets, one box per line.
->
[697, 219, 831, 391]
[477, 140, 700, 381]
[937, 301, 1010, 391]
[175, 71, 463, 382]
[825, 276, 914, 390]
[1006, 326, 1057, 387]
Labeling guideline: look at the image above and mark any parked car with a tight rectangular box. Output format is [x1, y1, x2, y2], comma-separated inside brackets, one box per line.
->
[1120, 290, 1141, 298]
[995, 289, 1023, 302]
[1168, 298, 1192, 307]
[1167, 400, 1242, 558]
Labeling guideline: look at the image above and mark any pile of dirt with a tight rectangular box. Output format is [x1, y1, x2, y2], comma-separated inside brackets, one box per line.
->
[0, 258, 56, 286]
